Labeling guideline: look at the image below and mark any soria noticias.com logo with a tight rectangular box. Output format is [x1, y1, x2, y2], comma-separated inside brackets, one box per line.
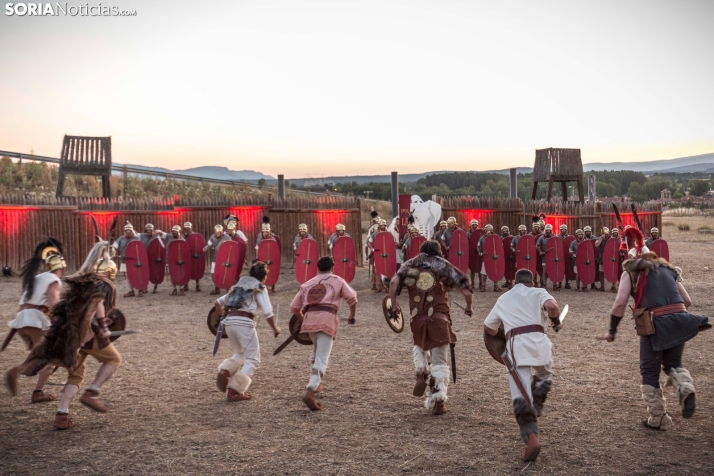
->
[5, 3, 137, 16]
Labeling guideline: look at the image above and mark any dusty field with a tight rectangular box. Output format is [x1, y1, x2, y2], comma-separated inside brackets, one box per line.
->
[1, 217, 714, 475]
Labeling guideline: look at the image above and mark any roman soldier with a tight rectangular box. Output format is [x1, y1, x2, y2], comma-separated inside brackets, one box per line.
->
[214, 262, 280, 402]
[255, 216, 278, 249]
[645, 227, 660, 249]
[6, 240, 122, 430]
[290, 256, 357, 411]
[440, 217, 459, 250]
[141, 223, 170, 294]
[536, 225, 557, 291]
[367, 219, 388, 292]
[530, 222, 540, 237]
[328, 224, 350, 255]
[602, 226, 710, 430]
[3, 238, 66, 403]
[593, 227, 612, 292]
[226, 222, 248, 243]
[113, 222, 142, 298]
[558, 224, 570, 289]
[166, 225, 186, 296]
[388, 239, 473, 415]
[294, 224, 313, 251]
[500, 226, 513, 289]
[478, 225, 501, 292]
[569, 229, 585, 291]
[467, 220, 480, 287]
[204, 224, 232, 295]
[400, 216, 416, 248]
[484, 268, 563, 462]
[511, 224, 527, 252]
[401, 225, 419, 256]
[434, 220, 448, 242]
[582, 226, 597, 290]
[181, 222, 202, 292]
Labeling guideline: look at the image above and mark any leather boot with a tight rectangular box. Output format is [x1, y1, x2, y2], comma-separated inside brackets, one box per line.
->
[413, 372, 429, 397]
[54, 413, 75, 430]
[152, 285, 158, 294]
[217, 370, 230, 392]
[303, 388, 321, 410]
[80, 389, 108, 413]
[521, 433, 541, 462]
[123, 290, 135, 298]
[31, 390, 56, 403]
[171, 288, 178, 296]
[195, 283, 201, 292]
[433, 400, 447, 415]
[210, 287, 221, 295]
[227, 388, 252, 401]
[493, 284, 502, 292]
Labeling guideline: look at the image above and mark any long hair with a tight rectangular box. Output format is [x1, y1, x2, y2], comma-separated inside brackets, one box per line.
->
[20, 237, 64, 301]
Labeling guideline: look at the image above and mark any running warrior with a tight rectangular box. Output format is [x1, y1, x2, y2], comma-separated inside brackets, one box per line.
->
[113, 222, 141, 298]
[484, 268, 563, 462]
[6, 241, 122, 430]
[204, 224, 232, 295]
[3, 238, 66, 403]
[602, 227, 710, 430]
[388, 240, 473, 415]
[289, 257, 358, 411]
[477, 224, 501, 292]
[214, 262, 280, 402]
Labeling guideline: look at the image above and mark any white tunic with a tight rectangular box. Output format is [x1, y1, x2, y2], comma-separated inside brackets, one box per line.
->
[7, 272, 61, 330]
[216, 277, 274, 329]
[483, 283, 554, 366]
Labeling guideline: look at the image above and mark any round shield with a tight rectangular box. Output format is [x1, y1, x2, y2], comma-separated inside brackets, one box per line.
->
[483, 326, 506, 365]
[206, 307, 227, 339]
[107, 308, 126, 343]
[382, 295, 404, 333]
[289, 314, 313, 345]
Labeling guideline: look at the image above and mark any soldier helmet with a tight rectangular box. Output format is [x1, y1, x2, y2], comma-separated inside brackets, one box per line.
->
[214, 225, 224, 232]
[544, 224, 553, 231]
[484, 224, 494, 232]
[538, 219, 545, 228]
[584, 226, 592, 232]
[44, 253, 67, 272]
[470, 219, 478, 226]
[227, 222, 236, 230]
[183, 221, 192, 229]
[575, 228, 584, 235]
[299, 223, 308, 232]
[501, 226, 509, 232]
[560, 224, 568, 230]
[439, 220, 447, 226]
[145, 223, 154, 231]
[379, 219, 387, 226]
[171, 225, 181, 233]
[336, 224, 346, 231]
[602, 227, 610, 234]
[651, 227, 659, 233]
[124, 222, 134, 231]
[518, 224, 527, 231]
[447, 217, 457, 225]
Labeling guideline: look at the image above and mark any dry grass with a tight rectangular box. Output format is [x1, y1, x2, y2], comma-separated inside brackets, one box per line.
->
[663, 207, 700, 217]
[662, 220, 675, 227]
[1, 229, 714, 474]
[678, 223, 691, 231]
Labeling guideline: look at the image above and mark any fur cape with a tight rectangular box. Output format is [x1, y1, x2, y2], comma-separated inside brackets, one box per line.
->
[21, 273, 117, 376]
[395, 253, 470, 295]
[224, 276, 264, 310]
[623, 252, 682, 283]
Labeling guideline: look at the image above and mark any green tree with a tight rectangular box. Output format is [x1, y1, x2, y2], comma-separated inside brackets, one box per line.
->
[689, 180, 710, 196]
[257, 178, 266, 188]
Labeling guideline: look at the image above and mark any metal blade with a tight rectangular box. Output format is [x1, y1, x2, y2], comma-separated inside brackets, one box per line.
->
[108, 329, 141, 337]
[212, 322, 224, 356]
[554, 304, 569, 332]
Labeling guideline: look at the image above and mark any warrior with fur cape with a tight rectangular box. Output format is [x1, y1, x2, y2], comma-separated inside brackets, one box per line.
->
[6, 241, 125, 430]
[602, 226, 710, 430]
[3, 237, 67, 403]
[388, 240, 473, 415]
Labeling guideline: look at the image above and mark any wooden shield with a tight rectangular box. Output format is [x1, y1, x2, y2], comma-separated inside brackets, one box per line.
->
[207, 307, 226, 339]
[483, 234, 505, 282]
[333, 236, 356, 283]
[515, 234, 537, 275]
[544, 236, 565, 283]
[124, 240, 150, 290]
[289, 314, 313, 346]
[168, 239, 192, 287]
[213, 240, 240, 289]
[468, 229, 484, 273]
[295, 238, 319, 285]
[502, 236, 516, 281]
[602, 238, 621, 284]
[650, 239, 669, 261]
[576, 239, 597, 285]
[147, 236, 166, 285]
[186, 233, 206, 281]
[448, 229, 470, 274]
[107, 309, 126, 343]
[563, 236, 577, 280]
[373, 231, 397, 278]
[257, 238, 282, 286]
[408, 235, 426, 260]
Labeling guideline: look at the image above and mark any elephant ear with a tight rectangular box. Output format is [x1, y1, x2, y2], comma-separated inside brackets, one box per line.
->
[426, 200, 442, 226]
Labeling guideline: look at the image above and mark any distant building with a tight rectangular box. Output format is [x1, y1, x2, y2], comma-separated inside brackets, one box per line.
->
[705, 190, 714, 198]
[660, 188, 672, 202]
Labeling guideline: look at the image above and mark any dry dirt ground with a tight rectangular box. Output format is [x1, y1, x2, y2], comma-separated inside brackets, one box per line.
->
[1, 217, 714, 475]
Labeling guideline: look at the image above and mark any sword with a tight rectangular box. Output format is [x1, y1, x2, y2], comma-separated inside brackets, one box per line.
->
[273, 326, 303, 356]
[553, 304, 569, 332]
[451, 300, 473, 317]
[212, 320, 224, 357]
[0, 329, 17, 352]
[108, 329, 142, 337]
[501, 348, 532, 406]
[450, 343, 457, 383]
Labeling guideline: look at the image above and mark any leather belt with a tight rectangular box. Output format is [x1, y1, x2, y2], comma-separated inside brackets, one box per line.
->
[304, 305, 338, 315]
[225, 310, 255, 320]
[20, 303, 49, 314]
[506, 324, 544, 340]
[650, 303, 687, 318]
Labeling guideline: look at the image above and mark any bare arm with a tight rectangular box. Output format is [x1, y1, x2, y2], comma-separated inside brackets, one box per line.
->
[610, 271, 631, 317]
[484, 324, 498, 336]
[454, 286, 473, 316]
[543, 298, 563, 330]
[677, 282, 692, 308]
[214, 299, 225, 317]
[265, 317, 281, 337]
[45, 281, 61, 309]
[347, 303, 357, 324]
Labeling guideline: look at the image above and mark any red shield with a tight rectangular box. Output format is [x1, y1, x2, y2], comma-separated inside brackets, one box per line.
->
[213, 240, 241, 289]
[563, 236, 577, 280]
[602, 238, 621, 284]
[186, 233, 206, 281]
[167, 239, 192, 287]
[576, 239, 597, 285]
[468, 229, 484, 273]
[124, 240, 150, 290]
[257, 238, 282, 286]
[502, 236, 516, 281]
[295, 238, 319, 285]
[147, 236, 166, 285]
[373, 231, 397, 278]
[534, 233, 543, 277]
[483, 234, 505, 282]
[515, 234, 537, 275]
[448, 229, 470, 274]
[333, 236, 356, 283]
[408, 235, 426, 260]
[650, 239, 669, 261]
[544, 237, 565, 283]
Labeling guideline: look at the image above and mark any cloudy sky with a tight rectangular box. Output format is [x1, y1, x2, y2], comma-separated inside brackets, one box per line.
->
[1, 0, 712, 178]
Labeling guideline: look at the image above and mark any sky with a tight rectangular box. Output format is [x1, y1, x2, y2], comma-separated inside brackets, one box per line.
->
[1, 0, 713, 178]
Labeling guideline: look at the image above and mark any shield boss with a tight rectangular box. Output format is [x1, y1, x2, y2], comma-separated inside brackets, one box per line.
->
[416, 272, 435, 292]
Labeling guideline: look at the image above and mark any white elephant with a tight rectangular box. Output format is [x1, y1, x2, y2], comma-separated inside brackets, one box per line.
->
[410, 195, 441, 239]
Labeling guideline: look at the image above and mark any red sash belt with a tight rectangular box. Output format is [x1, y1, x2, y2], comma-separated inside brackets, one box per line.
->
[651, 303, 687, 318]
[304, 305, 338, 315]
[226, 310, 255, 320]
[20, 303, 49, 314]
[506, 325, 544, 340]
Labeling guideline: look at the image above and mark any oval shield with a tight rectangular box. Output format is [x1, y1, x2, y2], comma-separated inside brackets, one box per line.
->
[545, 236, 565, 283]
[373, 231, 397, 278]
[124, 240, 150, 290]
[213, 240, 240, 289]
[186, 233, 206, 281]
[502, 236, 516, 281]
[408, 235, 426, 261]
[333, 236, 356, 283]
[147, 236, 166, 285]
[576, 239, 597, 285]
[448, 229, 470, 274]
[207, 306, 227, 339]
[168, 239, 192, 287]
[257, 238, 282, 286]
[483, 234, 505, 282]
[650, 239, 669, 261]
[468, 229, 484, 273]
[289, 314, 313, 345]
[515, 234, 537, 275]
[563, 235, 577, 281]
[295, 238, 319, 285]
[602, 237, 621, 284]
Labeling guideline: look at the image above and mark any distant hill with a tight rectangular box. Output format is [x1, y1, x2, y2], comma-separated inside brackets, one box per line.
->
[289, 168, 533, 186]
[583, 153, 714, 174]
[116, 164, 274, 181]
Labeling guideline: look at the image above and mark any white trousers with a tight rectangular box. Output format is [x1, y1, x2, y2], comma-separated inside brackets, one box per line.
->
[307, 332, 334, 391]
[225, 324, 260, 377]
[413, 344, 449, 371]
[507, 364, 552, 402]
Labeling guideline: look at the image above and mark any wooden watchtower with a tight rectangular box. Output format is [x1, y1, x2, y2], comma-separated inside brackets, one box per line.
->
[531, 148, 584, 203]
[56, 135, 112, 198]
